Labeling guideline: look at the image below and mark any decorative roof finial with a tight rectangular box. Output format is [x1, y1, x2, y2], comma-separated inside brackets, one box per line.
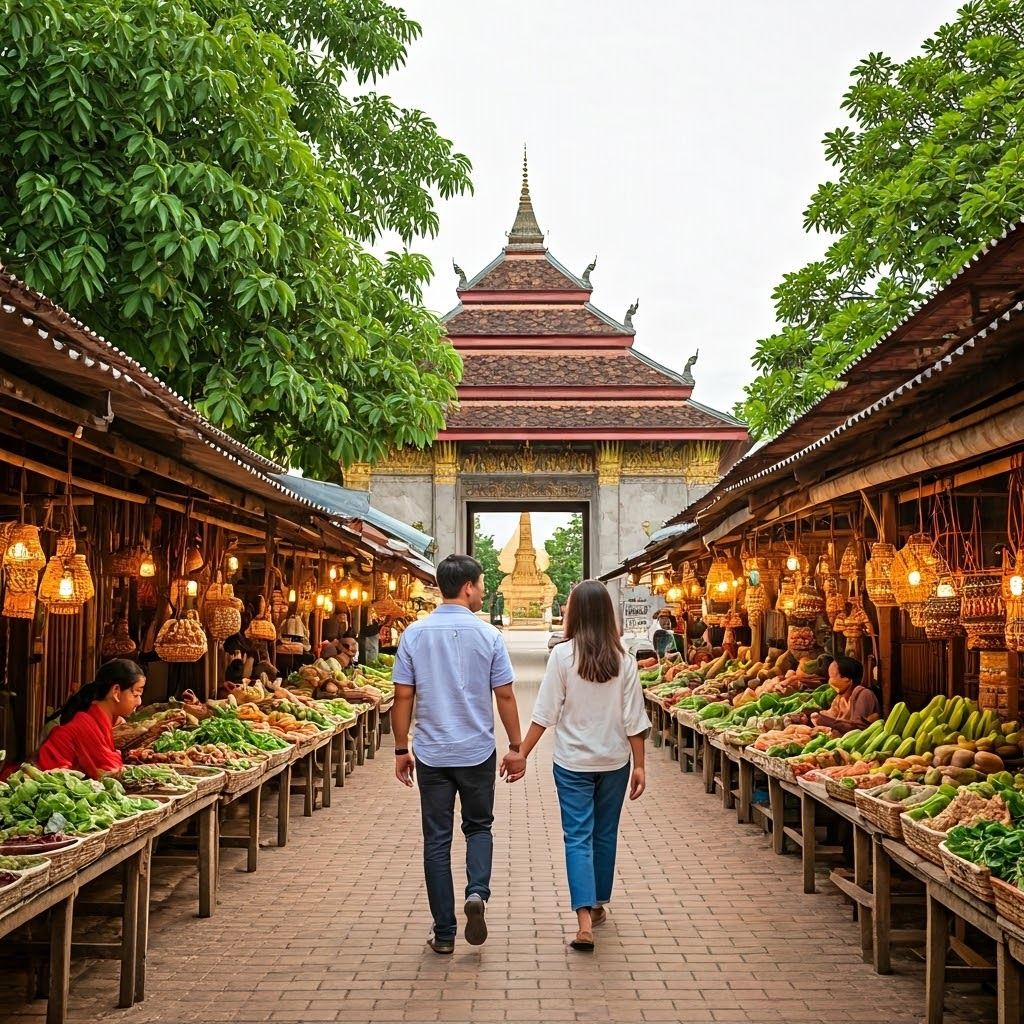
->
[506, 145, 545, 250]
[624, 298, 639, 330]
[683, 349, 699, 381]
[453, 259, 468, 290]
[581, 256, 597, 288]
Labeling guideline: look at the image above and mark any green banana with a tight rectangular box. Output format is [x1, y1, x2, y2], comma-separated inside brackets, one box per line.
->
[884, 702, 907, 735]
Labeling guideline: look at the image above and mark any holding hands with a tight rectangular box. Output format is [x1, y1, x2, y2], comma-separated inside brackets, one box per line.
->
[500, 749, 526, 783]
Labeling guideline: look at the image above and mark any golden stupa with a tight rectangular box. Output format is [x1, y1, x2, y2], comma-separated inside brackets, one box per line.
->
[498, 512, 557, 624]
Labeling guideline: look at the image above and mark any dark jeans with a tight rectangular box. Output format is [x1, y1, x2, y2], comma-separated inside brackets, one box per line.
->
[416, 750, 497, 942]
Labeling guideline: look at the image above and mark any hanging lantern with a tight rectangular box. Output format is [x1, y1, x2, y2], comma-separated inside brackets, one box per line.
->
[315, 592, 325, 608]
[839, 539, 861, 581]
[349, 585, 360, 602]
[138, 550, 157, 578]
[705, 557, 734, 596]
[288, 587, 297, 603]
[890, 533, 941, 624]
[39, 551, 94, 615]
[186, 579, 199, 598]
[775, 578, 797, 613]
[2, 589, 36, 619]
[4, 524, 46, 571]
[1003, 549, 1024, 601]
[924, 573, 964, 640]
[792, 583, 826, 623]
[864, 543, 898, 608]
[226, 554, 239, 573]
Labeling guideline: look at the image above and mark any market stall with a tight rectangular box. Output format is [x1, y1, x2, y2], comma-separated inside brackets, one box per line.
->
[614, 218, 1024, 1022]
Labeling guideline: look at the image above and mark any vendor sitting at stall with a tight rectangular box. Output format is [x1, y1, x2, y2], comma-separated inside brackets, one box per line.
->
[217, 658, 247, 699]
[36, 659, 146, 778]
[810, 656, 881, 735]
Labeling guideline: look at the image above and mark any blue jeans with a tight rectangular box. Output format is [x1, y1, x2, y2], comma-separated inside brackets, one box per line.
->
[416, 750, 496, 942]
[552, 761, 630, 911]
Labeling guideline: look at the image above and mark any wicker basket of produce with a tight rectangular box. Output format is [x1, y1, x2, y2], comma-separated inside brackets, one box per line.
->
[825, 778, 859, 805]
[170, 766, 226, 799]
[899, 813, 947, 866]
[45, 831, 108, 882]
[854, 790, 906, 838]
[745, 747, 795, 782]
[991, 877, 1024, 931]
[938, 841, 995, 904]
[102, 812, 143, 852]
[0, 856, 52, 916]
[220, 760, 267, 797]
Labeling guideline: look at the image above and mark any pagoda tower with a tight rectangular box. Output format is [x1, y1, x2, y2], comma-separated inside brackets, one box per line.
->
[498, 512, 557, 625]
[358, 152, 748, 606]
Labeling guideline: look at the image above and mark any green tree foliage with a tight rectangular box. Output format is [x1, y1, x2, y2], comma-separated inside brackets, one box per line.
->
[472, 516, 503, 600]
[0, 0, 472, 477]
[544, 513, 583, 606]
[737, 0, 1024, 439]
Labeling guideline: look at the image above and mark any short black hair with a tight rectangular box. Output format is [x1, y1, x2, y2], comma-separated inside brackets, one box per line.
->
[436, 554, 484, 599]
[225, 659, 246, 684]
[832, 656, 863, 686]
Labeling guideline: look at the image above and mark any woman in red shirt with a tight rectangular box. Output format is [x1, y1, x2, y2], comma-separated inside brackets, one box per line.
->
[37, 659, 146, 778]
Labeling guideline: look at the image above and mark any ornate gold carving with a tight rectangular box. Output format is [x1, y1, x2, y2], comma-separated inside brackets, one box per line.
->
[434, 441, 459, 485]
[373, 446, 434, 475]
[596, 442, 622, 487]
[461, 478, 593, 499]
[618, 441, 722, 485]
[458, 443, 594, 475]
[344, 461, 372, 491]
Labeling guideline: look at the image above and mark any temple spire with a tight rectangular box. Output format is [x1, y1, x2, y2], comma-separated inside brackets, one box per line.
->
[506, 146, 546, 251]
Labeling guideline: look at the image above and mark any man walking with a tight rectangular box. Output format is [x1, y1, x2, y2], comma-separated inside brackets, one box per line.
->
[392, 554, 521, 954]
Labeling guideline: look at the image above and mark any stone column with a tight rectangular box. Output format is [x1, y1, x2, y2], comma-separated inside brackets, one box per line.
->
[596, 442, 623, 620]
[432, 442, 459, 559]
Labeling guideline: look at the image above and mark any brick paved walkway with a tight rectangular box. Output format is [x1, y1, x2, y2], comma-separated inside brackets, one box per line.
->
[0, 633, 996, 1023]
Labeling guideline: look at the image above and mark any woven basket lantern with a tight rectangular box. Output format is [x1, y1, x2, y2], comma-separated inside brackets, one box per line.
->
[960, 571, 1006, 650]
[704, 558, 734, 601]
[1005, 597, 1024, 653]
[203, 579, 243, 642]
[2, 589, 36, 620]
[107, 546, 141, 577]
[842, 598, 872, 639]
[890, 533, 941, 615]
[1003, 549, 1024, 603]
[155, 609, 208, 663]
[825, 580, 846, 627]
[38, 552, 94, 616]
[791, 583, 826, 624]
[3, 523, 46, 572]
[3, 560, 41, 594]
[839, 540, 861, 581]
[864, 543, 898, 608]
[775, 578, 797, 613]
[923, 574, 964, 640]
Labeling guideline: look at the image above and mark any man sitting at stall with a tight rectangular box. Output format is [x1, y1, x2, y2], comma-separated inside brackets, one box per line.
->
[810, 656, 881, 735]
[36, 659, 146, 779]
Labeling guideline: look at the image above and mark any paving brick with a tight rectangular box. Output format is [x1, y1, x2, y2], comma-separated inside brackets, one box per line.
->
[0, 634, 999, 1024]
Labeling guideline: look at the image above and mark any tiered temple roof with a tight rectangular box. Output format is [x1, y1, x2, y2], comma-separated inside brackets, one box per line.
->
[440, 153, 747, 444]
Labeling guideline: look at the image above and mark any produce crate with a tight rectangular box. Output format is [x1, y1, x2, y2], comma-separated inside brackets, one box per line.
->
[938, 841, 995, 904]
[46, 831, 108, 882]
[854, 790, 905, 839]
[899, 813, 947, 866]
[0, 858, 52, 916]
[171, 766, 226, 799]
[744, 747, 795, 782]
[825, 778, 858, 805]
[991, 876, 1024, 931]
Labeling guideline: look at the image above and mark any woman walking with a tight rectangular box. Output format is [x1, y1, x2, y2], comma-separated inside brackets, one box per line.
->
[501, 580, 650, 951]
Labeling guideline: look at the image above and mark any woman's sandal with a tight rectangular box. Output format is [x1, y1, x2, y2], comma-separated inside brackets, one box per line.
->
[570, 929, 594, 951]
[590, 906, 607, 927]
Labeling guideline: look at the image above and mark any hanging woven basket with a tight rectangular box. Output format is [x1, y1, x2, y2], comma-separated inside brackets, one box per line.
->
[3, 523, 46, 572]
[704, 557, 734, 600]
[2, 589, 36, 620]
[100, 618, 138, 658]
[245, 596, 277, 642]
[2, 560, 40, 594]
[890, 534, 941, 621]
[745, 583, 769, 617]
[864, 543, 898, 608]
[791, 583, 825, 623]
[960, 571, 1006, 650]
[1005, 598, 1024, 653]
[203, 578, 243, 642]
[155, 608, 209, 663]
[38, 552, 94, 616]
[1003, 549, 1024, 602]
[839, 540, 861, 581]
[107, 546, 141, 577]
[775, 579, 797, 613]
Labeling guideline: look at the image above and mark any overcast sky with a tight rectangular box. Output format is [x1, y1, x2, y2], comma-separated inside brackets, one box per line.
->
[381, 1, 964, 548]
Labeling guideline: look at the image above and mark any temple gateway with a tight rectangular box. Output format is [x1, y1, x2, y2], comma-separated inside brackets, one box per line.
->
[347, 156, 748, 609]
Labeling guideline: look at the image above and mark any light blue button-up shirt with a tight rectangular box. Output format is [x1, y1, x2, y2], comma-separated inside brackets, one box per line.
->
[392, 604, 515, 768]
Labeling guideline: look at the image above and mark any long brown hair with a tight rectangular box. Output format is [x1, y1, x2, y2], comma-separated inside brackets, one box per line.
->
[563, 580, 624, 683]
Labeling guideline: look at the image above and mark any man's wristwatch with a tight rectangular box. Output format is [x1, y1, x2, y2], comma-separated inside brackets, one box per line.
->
[394, 748, 409, 756]
[508, 743, 521, 752]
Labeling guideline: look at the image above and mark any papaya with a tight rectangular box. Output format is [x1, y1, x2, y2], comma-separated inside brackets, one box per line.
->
[932, 744, 959, 767]
[950, 748, 975, 769]
[972, 751, 1005, 775]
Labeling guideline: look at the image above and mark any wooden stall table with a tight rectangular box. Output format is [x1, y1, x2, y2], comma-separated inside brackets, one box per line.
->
[675, 709, 698, 774]
[289, 729, 335, 816]
[644, 694, 666, 750]
[366, 694, 394, 759]
[333, 717, 358, 788]
[0, 831, 150, 1024]
[793, 778, 847, 895]
[709, 733, 748, 821]
[997, 918, 1024, 1024]
[696, 722, 716, 794]
[219, 757, 290, 873]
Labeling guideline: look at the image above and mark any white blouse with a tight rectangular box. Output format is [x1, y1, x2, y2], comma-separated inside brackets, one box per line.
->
[532, 640, 652, 772]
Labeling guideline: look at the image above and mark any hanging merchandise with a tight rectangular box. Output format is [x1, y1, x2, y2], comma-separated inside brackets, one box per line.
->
[704, 556, 734, 598]
[155, 607, 209, 662]
[890, 534, 941, 626]
[1003, 460, 1024, 602]
[842, 597, 872, 640]
[864, 542, 898, 607]
[957, 499, 1006, 650]
[825, 577, 846, 627]
[203, 575, 243, 641]
[839, 537, 861, 581]
[791, 582, 826, 624]
[246, 594, 277, 641]
[39, 462, 96, 617]
[100, 617, 137, 658]
[924, 489, 965, 640]
[1006, 597, 1024, 653]
[744, 583, 769, 618]
[775, 578, 797, 613]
